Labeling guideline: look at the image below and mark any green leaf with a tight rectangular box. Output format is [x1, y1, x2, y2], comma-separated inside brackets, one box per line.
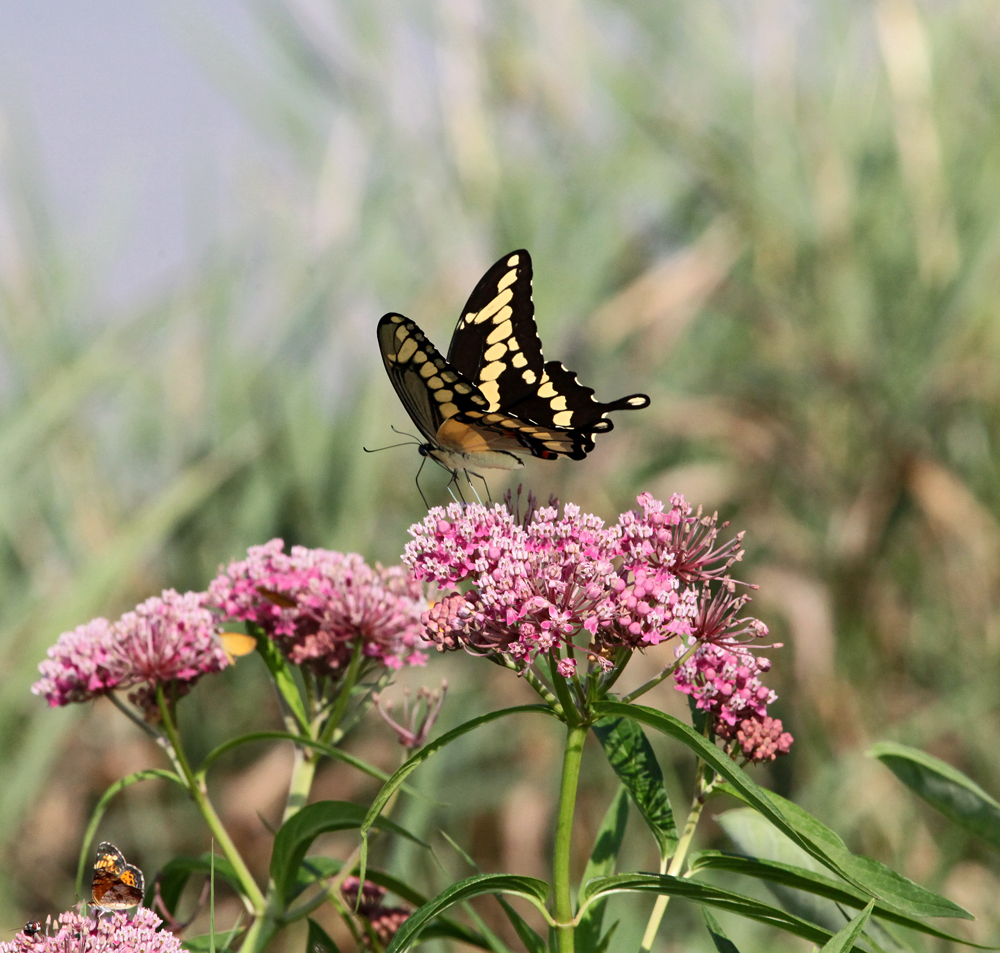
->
[246, 622, 310, 732]
[578, 873, 849, 948]
[306, 919, 342, 953]
[872, 741, 1000, 853]
[357, 705, 557, 886]
[156, 854, 244, 916]
[576, 785, 629, 952]
[593, 702, 972, 920]
[271, 801, 427, 906]
[592, 717, 677, 858]
[819, 901, 873, 953]
[702, 909, 743, 953]
[76, 768, 185, 898]
[383, 874, 552, 953]
[496, 897, 547, 953]
[689, 852, 995, 948]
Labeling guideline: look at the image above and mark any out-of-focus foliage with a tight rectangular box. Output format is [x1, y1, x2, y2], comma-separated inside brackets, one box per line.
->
[2, 0, 999, 948]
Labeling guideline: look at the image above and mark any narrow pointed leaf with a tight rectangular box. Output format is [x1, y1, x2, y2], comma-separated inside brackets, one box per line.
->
[578, 873, 847, 947]
[820, 901, 873, 953]
[384, 874, 552, 953]
[702, 909, 743, 953]
[592, 717, 677, 857]
[690, 852, 992, 947]
[872, 742, 1000, 853]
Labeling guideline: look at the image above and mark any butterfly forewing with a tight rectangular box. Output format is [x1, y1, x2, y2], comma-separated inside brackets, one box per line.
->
[447, 250, 649, 430]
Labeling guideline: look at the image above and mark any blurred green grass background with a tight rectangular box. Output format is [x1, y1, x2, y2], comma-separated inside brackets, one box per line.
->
[3, 0, 1000, 948]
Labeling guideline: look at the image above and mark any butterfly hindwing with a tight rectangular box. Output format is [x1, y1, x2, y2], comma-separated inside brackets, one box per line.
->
[447, 249, 650, 429]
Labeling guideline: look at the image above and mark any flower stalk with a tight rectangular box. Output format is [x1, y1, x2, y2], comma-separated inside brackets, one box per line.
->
[553, 722, 588, 953]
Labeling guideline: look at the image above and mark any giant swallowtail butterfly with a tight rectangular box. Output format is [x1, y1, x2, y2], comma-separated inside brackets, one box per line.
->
[377, 249, 649, 479]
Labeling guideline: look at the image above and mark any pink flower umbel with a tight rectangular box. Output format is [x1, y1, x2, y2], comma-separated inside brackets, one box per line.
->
[208, 540, 428, 675]
[33, 591, 229, 713]
[1, 909, 184, 953]
[406, 493, 763, 675]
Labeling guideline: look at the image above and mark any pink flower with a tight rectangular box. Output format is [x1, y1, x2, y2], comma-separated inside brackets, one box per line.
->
[207, 540, 427, 674]
[340, 878, 410, 945]
[672, 639, 782, 734]
[1, 908, 184, 953]
[33, 591, 229, 712]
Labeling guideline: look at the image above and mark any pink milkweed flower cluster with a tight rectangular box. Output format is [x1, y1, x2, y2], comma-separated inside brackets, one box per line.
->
[341, 877, 411, 946]
[1, 908, 184, 953]
[32, 591, 229, 714]
[408, 492, 791, 755]
[407, 493, 759, 666]
[207, 539, 428, 674]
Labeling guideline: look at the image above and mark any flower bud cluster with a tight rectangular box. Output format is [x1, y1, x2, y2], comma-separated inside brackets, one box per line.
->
[207, 539, 428, 674]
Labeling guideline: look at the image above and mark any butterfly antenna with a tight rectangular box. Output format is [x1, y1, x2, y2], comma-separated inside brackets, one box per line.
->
[392, 425, 422, 441]
[363, 439, 420, 453]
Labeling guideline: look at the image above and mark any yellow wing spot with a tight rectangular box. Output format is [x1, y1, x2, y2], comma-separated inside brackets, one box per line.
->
[552, 411, 574, 426]
[506, 253, 520, 266]
[512, 352, 528, 368]
[550, 396, 568, 411]
[454, 382, 472, 394]
[433, 389, 454, 402]
[539, 371, 550, 384]
[486, 319, 512, 344]
[427, 376, 443, 388]
[438, 401, 459, 418]
[507, 336, 520, 351]
[497, 267, 518, 291]
[471, 288, 513, 325]
[479, 380, 500, 409]
[484, 342, 507, 362]
[397, 338, 418, 362]
[544, 440, 566, 451]
[441, 370, 458, 382]
[522, 369, 537, 385]
[419, 362, 436, 378]
[394, 326, 409, 345]
[389, 315, 403, 324]
[629, 396, 648, 406]
[479, 361, 505, 381]
[537, 381, 557, 398]
[485, 414, 504, 422]
[464, 410, 484, 417]
[471, 393, 488, 406]
[500, 418, 519, 428]
[412, 350, 427, 364]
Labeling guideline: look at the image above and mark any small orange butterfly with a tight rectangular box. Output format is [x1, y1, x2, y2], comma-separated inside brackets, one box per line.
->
[91, 842, 144, 910]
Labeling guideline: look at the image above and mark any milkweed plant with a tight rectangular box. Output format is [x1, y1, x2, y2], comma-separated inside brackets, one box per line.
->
[9, 490, 992, 953]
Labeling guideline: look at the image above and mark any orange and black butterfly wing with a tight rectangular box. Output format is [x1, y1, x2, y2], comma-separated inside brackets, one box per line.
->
[92, 842, 144, 909]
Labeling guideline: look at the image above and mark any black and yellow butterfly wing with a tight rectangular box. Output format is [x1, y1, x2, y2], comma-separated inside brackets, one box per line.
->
[447, 249, 650, 431]
[377, 313, 592, 472]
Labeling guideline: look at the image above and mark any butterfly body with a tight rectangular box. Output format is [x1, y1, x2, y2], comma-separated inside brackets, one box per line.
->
[378, 250, 649, 479]
[91, 842, 144, 910]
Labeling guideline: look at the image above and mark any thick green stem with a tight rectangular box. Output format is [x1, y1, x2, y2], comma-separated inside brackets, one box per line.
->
[553, 723, 587, 953]
[281, 744, 318, 824]
[157, 687, 267, 916]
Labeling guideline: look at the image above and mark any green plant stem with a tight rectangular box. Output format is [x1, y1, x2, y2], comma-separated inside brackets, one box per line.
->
[638, 770, 707, 952]
[157, 687, 267, 916]
[553, 722, 587, 953]
[622, 640, 699, 703]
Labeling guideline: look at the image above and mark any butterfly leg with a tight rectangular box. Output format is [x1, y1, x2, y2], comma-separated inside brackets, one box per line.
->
[464, 469, 491, 504]
[414, 456, 431, 509]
